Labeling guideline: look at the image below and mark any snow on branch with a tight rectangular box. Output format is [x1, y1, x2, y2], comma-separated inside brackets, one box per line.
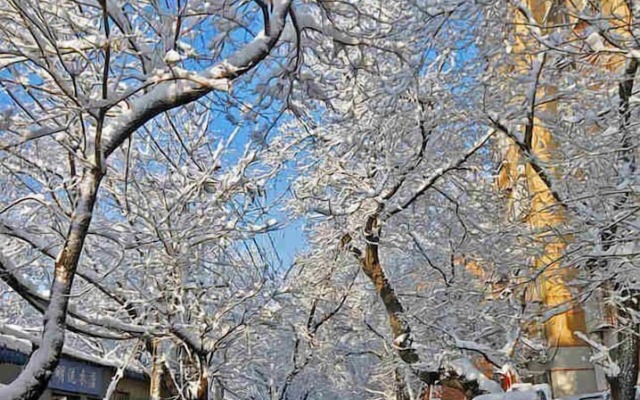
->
[101, 0, 293, 158]
[574, 331, 621, 378]
[382, 129, 495, 220]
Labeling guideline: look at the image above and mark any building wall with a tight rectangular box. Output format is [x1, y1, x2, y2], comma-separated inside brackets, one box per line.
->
[501, 0, 636, 396]
[117, 377, 152, 400]
[0, 361, 151, 400]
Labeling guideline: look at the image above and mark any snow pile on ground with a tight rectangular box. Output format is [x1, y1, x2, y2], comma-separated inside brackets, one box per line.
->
[448, 358, 503, 394]
[474, 392, 543, 400]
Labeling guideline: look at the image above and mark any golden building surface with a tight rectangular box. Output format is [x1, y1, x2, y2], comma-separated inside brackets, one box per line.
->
[498, 0, 631, 396]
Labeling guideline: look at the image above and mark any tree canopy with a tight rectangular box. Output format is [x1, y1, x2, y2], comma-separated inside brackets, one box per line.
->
[0, 1, 638, 399]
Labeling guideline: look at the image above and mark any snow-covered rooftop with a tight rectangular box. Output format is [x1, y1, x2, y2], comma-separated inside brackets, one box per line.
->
[0, 323, 147, 379]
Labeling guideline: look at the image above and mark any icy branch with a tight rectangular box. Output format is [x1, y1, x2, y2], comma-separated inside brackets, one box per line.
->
[101, 0, 293, 158]
[574, 331, 621, 378]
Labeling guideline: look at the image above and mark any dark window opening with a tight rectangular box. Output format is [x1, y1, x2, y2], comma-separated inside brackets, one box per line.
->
[115, 391, 131, 400]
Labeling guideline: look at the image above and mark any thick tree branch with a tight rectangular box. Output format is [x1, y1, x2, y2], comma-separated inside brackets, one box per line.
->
[101, 0, 293, 158]
[343, 215, 497, 398]
[0, 256, 131, 340]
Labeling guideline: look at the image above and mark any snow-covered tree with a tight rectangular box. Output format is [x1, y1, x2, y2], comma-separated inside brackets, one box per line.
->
[0, 0, 301, 398]
[285, 0, 640, 397]
[1, 0, 638, 399]
[482, 1, 639, 398]
[282, 1, 514, 397]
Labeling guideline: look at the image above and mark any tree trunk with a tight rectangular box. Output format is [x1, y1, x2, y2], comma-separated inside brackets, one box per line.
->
[361, 215, 419, 364]
[395, 368, 411, 400]
[609, 329, 639, 400]
[605, 56, 639, 400]
[193, 356, 209, 400]
[608, 294, 640, 400]
[0, 170, 102, 400]
[351, 215, 490, 398]
[150, 339, 163, 400]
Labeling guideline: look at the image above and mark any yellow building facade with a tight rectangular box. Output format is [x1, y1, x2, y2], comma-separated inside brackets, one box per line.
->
[499, 0, 631, 396]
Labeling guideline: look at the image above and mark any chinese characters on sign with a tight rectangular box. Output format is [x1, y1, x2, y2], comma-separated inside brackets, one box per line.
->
[49, 358, 104, 396]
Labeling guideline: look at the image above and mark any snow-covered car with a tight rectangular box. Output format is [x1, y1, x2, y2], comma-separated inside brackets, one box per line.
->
[557, 392, 609, 400]
[473, 384, 552, 400]
[473, 392, 545, 400]
[557, 387, 640, 400]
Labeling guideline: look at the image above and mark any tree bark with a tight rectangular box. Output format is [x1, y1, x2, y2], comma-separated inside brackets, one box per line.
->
[395, 368, 411, 400]
[604, 56, 639, 400]
[361, 215, 419, 364]
[609, 299, 640, 400]
[150, 338, 163, 400]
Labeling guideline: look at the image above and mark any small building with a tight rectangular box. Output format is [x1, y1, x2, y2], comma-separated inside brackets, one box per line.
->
[0, 325, 150, 400]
